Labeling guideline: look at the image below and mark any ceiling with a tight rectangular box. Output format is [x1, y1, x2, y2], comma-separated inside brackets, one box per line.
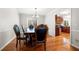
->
[17, 8, 53, 15]
[17, 8, 71, 18]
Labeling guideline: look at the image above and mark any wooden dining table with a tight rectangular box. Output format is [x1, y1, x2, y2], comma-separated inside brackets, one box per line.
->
[24, 28, 35, 47]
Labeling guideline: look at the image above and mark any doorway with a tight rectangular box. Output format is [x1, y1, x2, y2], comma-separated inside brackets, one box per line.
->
[55, 9, 71, 50]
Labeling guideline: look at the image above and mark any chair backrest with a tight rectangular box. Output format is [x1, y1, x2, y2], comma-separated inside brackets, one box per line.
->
[29, 24, 34, 30]
[13, 25, 20, 38]
[21, 25, 25, 33]
[36, 24, 48, 41]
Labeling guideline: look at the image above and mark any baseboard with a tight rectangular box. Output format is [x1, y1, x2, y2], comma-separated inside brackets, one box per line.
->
[71, 44, 79, 49]
[0, 36, 16, 51]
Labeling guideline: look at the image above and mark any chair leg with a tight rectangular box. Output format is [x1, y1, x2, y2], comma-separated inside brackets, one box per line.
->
[24, 40, 26, 45]
[16, 39, 18, 48]
[44, 42, 46, 51]
[19, 40, 21, 48]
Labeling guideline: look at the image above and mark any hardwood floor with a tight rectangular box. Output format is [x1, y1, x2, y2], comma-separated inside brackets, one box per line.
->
[2, 32, 79, 51]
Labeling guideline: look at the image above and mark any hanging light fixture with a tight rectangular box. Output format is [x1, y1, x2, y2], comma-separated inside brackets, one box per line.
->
[32, 8, 39, 18]
[32, 8, 39, 27]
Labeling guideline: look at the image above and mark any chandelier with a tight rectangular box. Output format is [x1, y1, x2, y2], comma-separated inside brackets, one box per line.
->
[32, 8, 39, 18]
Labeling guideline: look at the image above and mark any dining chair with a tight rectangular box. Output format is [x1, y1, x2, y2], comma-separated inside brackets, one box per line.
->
[29, 24, 34, 30]
[21, 25, 28, 45]
[13, 24, 26, 48]
[35, 24, 48, 51]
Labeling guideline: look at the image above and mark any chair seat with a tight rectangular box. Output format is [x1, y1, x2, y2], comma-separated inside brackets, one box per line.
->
[20, 33, 26, 37]
[36, 40, 45, 43]
[17, 34, 26, 40]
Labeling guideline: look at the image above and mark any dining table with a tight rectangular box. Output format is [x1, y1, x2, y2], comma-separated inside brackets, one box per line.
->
[24, 28, 35, 47]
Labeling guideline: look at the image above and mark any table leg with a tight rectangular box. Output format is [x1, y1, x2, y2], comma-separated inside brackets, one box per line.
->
[29, 34, 33, 47]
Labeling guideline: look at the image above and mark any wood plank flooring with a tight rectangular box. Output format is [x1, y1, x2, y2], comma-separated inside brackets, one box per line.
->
[2, 33, 79, 51]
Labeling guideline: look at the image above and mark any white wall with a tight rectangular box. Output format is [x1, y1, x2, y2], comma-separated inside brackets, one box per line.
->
[37, 16, 45, 25]
[71, 8, 79, 48]
[45, 12, 55, 36]
[0, 8, 19, 50]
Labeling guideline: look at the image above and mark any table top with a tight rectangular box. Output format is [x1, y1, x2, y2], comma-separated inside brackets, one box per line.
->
[24, 28, 35, 34]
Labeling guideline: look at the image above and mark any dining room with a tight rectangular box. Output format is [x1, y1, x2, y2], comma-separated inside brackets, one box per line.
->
[16, 8, 50, 50]
[0, 8, 52, 51]
[0, 8, 78, 51]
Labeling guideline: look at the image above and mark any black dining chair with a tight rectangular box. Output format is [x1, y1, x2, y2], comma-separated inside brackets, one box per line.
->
[29, 24, 34, 30]
[13, 24, 26, 48]
[21, 25, 28, 45]
[35, 24, 48, 51]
